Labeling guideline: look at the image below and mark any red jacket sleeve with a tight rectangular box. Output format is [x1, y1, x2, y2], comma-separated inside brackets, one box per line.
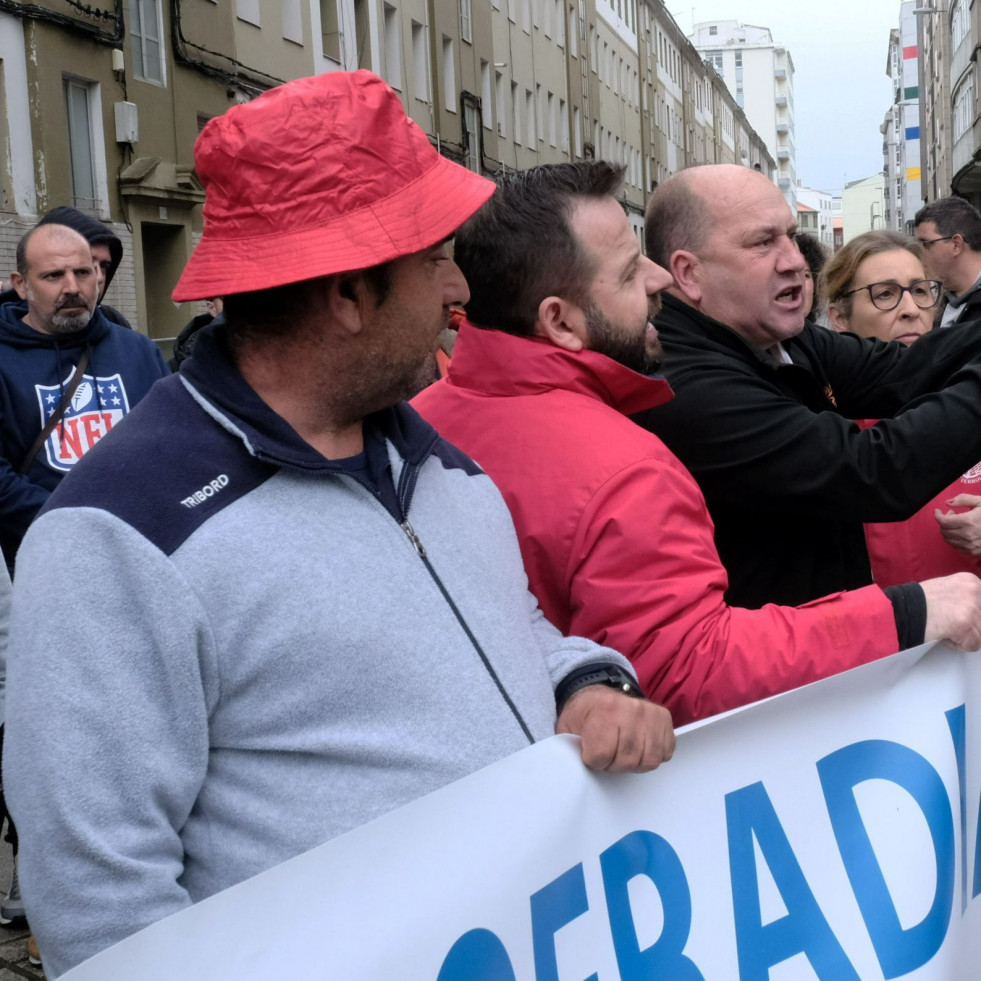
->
[565, 456, 900, 725]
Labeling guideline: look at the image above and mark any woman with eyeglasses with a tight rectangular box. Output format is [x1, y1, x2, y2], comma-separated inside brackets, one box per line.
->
[824, 230, 939, 346]
[820, 230, 981, 585]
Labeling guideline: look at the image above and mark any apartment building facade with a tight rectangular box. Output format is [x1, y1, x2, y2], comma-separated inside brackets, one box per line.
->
[881, 4, 921, 233]
[0, 0, 772, 351]
[916, 0, 952, 205]
[915, 0, 981, 208]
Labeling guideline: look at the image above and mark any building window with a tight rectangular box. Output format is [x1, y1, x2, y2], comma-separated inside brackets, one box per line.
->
[442, 36, 457, 112]
[412, 21, 430, 103]
[460, 0, 472, 43]
[512, 82, 521, 144]
[64, 77, 104, 214]
[496, 70, 506, 136]
[525, 88, 535, 146]
[481, 61, 492, 129]
[129, 0, 165, 83]
[463, 99, 481, 172]
[236, 0, 260, 26]
[282, 0, 303, 43]
[382, 3, 402, 89]
[953, 71, 975, 141]
[952, 0, 968, 50]
[321, 0, 342, 61]
[709, 24, 717, 35]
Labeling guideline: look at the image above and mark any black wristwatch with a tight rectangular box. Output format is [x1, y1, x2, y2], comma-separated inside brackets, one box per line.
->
[555, 663, 645, 715]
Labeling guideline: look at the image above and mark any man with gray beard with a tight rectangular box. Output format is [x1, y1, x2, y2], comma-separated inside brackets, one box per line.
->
[0, 223, 167, 570]
[0, 222, 165, 952]
[413, 161, 981, 727]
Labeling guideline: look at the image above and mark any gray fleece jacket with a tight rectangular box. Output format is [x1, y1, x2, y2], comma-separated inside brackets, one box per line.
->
[2, 325, 631, 977]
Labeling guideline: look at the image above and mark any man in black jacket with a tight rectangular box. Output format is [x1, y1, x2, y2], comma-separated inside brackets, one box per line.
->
[638, 164, 981, 609]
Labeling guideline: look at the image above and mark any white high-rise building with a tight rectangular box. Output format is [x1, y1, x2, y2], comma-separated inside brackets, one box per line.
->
[691, 19, 796, 209]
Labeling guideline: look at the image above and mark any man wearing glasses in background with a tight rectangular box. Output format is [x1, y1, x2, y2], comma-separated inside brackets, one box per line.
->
[634, 164, 981, 613]
[914, 197, 981, 326]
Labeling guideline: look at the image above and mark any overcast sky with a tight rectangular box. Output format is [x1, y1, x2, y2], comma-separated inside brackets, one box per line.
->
[669, 0, 905, 194]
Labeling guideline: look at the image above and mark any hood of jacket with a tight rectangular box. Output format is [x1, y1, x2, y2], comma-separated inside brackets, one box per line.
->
[0, 298, 111, 352]
[37, 206, 124, 295]
[444, 319, 675, 415]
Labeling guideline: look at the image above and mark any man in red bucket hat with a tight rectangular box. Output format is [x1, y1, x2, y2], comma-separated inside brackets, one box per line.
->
[3, 71, 673, 975]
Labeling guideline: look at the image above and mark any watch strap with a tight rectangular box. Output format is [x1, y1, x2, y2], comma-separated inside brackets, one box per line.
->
[555, 663, 645, 716]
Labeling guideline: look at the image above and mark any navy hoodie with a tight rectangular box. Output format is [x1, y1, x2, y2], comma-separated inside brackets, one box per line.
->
[0, 299, 169, 566]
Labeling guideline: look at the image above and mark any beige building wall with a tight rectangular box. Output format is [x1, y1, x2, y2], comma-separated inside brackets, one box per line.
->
[0, 0, 776, 340]
[712, 79, 736, 165]
[647, 4, 685, 182]
[842, 173, 886, 243]
[591, 0, 642, 218]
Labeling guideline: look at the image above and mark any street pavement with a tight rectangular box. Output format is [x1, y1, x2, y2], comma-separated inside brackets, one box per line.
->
[0, 838, 44, 978]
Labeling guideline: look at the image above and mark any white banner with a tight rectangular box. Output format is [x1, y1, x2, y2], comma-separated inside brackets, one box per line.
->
[64, 642, 981, 980]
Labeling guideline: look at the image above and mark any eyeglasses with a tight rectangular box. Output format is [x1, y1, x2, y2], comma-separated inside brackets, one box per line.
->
[842, 280, 942, 311]
[916, 235, 955, 248]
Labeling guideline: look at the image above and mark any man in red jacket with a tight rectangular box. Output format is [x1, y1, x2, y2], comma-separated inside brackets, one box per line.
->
[413, 161, 981, 725]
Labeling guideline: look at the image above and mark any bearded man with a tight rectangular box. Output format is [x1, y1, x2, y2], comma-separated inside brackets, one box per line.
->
[3, 78, 673, 978]
[0, 223, 168, 569]
[413, 161, 981, 726]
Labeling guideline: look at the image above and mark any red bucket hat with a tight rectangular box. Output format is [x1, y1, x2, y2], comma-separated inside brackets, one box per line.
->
[173, 71, 495, 301]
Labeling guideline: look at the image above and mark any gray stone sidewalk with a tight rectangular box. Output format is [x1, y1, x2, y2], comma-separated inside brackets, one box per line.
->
[0, 838, 43, 978]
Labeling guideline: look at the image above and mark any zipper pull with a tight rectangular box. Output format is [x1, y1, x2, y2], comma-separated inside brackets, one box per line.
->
[401, 520, 427, 558]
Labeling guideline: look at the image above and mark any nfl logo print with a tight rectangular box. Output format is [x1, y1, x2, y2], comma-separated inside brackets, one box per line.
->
[35, 371, 131, 472]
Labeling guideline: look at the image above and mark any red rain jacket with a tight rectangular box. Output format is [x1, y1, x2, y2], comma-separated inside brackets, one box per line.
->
[413, 321, 901, 725]
[858, 418, 981, 585]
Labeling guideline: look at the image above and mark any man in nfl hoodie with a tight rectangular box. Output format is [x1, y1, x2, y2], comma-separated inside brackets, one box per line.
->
[0, 205, 133, 330]
[0, 222, 169, 569]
